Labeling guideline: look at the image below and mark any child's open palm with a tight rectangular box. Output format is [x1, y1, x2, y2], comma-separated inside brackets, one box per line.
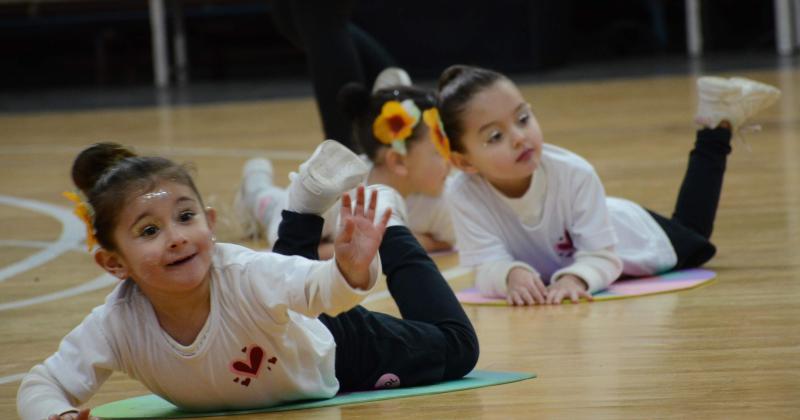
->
[334, 186, 391, 290]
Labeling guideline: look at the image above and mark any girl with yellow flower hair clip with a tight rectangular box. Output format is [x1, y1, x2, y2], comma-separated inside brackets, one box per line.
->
[234, 69, 458, 257]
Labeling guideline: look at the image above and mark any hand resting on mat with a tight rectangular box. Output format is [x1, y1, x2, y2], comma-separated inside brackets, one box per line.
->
[506, 267, 548, 305]
[546, 274, 594, 305]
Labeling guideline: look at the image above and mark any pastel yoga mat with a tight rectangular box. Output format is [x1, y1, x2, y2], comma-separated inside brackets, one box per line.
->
[456, 268, 716, 305]
[92, 370, 535, 419]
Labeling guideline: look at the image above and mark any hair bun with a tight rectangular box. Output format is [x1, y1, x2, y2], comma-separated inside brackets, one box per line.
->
[71, 142, 136, 194]
[338, 82, 371, 120]
[438, 65, 469, 91]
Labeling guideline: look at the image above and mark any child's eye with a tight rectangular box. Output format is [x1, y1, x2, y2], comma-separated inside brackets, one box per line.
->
[179, 211, 195, 223]
[518, 113, 530, 125]
[141, 225, 159, 237]
[485, 130, 503, 145]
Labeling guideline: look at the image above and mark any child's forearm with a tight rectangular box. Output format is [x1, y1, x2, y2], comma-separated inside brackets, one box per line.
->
[551, 248, 622, 293]
[300, 257, 380, 317]
[17, 364, 78, 420]
[475, 260, 539, 297]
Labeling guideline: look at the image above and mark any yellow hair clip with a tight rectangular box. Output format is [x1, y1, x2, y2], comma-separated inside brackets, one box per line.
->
[372, 99, 421, 154]
[62, 191, 98, 251]
[422, 107, 451, 161]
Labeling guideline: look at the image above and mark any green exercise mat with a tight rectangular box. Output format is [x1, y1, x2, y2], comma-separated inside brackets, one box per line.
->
[93, 370, 535, 419]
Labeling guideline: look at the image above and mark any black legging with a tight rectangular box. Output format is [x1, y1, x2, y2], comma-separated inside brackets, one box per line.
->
[270, 0, 395, 151]
[272, 210, 479, 391]
[648, 127, 732, 269]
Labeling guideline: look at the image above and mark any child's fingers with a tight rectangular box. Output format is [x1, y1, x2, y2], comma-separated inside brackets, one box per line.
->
[580, 289, 594, 302]
[545, 290, 557, 304]
[569, 290, 580, 304]
[375, 208, 392, 234]
[521, 288, 538, 305]
[366, 189, 378, 221]
[533, 278, 548, 299]
[510, 287, 533, 305]
[355, 185, 366, 217]
[547, 289, 565, 305]
[528, 283, 546, 304]
[341, 191, 352, 215]
[338, 218, 355, 244]
[508, 291, 526, 306]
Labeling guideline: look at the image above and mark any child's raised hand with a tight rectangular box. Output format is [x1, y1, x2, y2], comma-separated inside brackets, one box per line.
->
[48, 408, 98, 420]
[334, 186, 391, 290]
[546, 274, 593, 304]
[506, 267, 548, 305]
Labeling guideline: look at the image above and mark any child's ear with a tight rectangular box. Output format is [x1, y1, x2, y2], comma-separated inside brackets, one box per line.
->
[205, 206, 217, 231]
[94, 250, 129, 280]
[384, 149, 409, 177]
[450, 151, 479, 174]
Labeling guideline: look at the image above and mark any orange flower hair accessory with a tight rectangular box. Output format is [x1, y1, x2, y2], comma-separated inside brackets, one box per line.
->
[62, 191, 98, 251]
[372, 99, 421, 155]
[422, 107, 451, 161]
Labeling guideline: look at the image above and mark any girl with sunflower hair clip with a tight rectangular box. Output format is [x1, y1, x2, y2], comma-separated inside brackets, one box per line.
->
[235, 69, 457, 258]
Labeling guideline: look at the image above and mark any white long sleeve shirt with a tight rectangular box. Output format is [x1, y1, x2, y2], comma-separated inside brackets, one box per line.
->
[446, 144, 676, 295]
[17, 242, 380, 420]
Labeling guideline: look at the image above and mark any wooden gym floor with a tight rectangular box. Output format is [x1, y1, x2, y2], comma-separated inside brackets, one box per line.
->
[1, 67, 798, 419]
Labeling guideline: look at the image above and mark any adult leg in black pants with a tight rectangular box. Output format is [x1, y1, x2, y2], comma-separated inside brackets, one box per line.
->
[270, 0, 395, 151]
[272, 209, 480, 391]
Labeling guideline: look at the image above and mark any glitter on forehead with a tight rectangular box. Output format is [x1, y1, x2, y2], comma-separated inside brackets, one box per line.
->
[140, 190, 170, 201]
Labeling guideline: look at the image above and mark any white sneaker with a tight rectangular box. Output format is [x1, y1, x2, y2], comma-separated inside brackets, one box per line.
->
[372, 67, 413, 93]
[233, 158, 274, 238]
[287, 140, 369, 214]
[695, 76, 781, 129]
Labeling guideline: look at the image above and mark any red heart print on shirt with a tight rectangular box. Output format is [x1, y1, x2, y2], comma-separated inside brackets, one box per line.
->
[555, 230, 575, 258]
[230, 345, 264, 378]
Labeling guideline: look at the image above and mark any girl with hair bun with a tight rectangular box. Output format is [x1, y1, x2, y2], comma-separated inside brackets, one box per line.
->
[235, 69, 456, 257]
[437, 64, 780, 306]
[18, 140, 477, 420]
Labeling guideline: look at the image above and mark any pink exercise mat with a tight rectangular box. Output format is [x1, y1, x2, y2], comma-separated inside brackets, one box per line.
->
[455, 268, 716, 305]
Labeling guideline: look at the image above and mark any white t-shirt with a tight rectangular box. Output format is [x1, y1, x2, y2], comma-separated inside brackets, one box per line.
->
[405, 192, 456, 245]
[447, 144, 676, 289]
[266, 189, 454, 247]
[17, 243, 379, 420]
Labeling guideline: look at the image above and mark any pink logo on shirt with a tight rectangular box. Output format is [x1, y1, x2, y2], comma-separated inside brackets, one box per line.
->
[555, 230, 575, 258]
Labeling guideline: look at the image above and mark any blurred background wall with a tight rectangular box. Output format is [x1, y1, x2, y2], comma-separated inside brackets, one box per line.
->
[0, 0, 781, 90]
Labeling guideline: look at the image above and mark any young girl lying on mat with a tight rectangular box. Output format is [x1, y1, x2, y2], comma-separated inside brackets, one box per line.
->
[437, 65, 780, 306]
[234, 68, 456, 258]
[17, 141, 478, 420]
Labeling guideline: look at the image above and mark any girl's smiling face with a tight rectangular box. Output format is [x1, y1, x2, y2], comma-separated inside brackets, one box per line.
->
[97, 180, 216, 297]
[453, 79, 544, 197]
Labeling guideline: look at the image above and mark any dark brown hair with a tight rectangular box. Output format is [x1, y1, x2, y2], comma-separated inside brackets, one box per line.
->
[338, 82, 438, 161]
[437, 65, 509, 152]
[71, 142, 203, 251]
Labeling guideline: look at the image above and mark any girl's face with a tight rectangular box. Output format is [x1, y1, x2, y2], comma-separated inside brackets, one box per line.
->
[98, 180, 216, 297]
[405, 129, 451, 196]
[454, 79, 544, 196]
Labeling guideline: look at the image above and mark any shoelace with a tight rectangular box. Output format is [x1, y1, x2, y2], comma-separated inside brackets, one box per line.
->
[736, 124, 762, 153]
